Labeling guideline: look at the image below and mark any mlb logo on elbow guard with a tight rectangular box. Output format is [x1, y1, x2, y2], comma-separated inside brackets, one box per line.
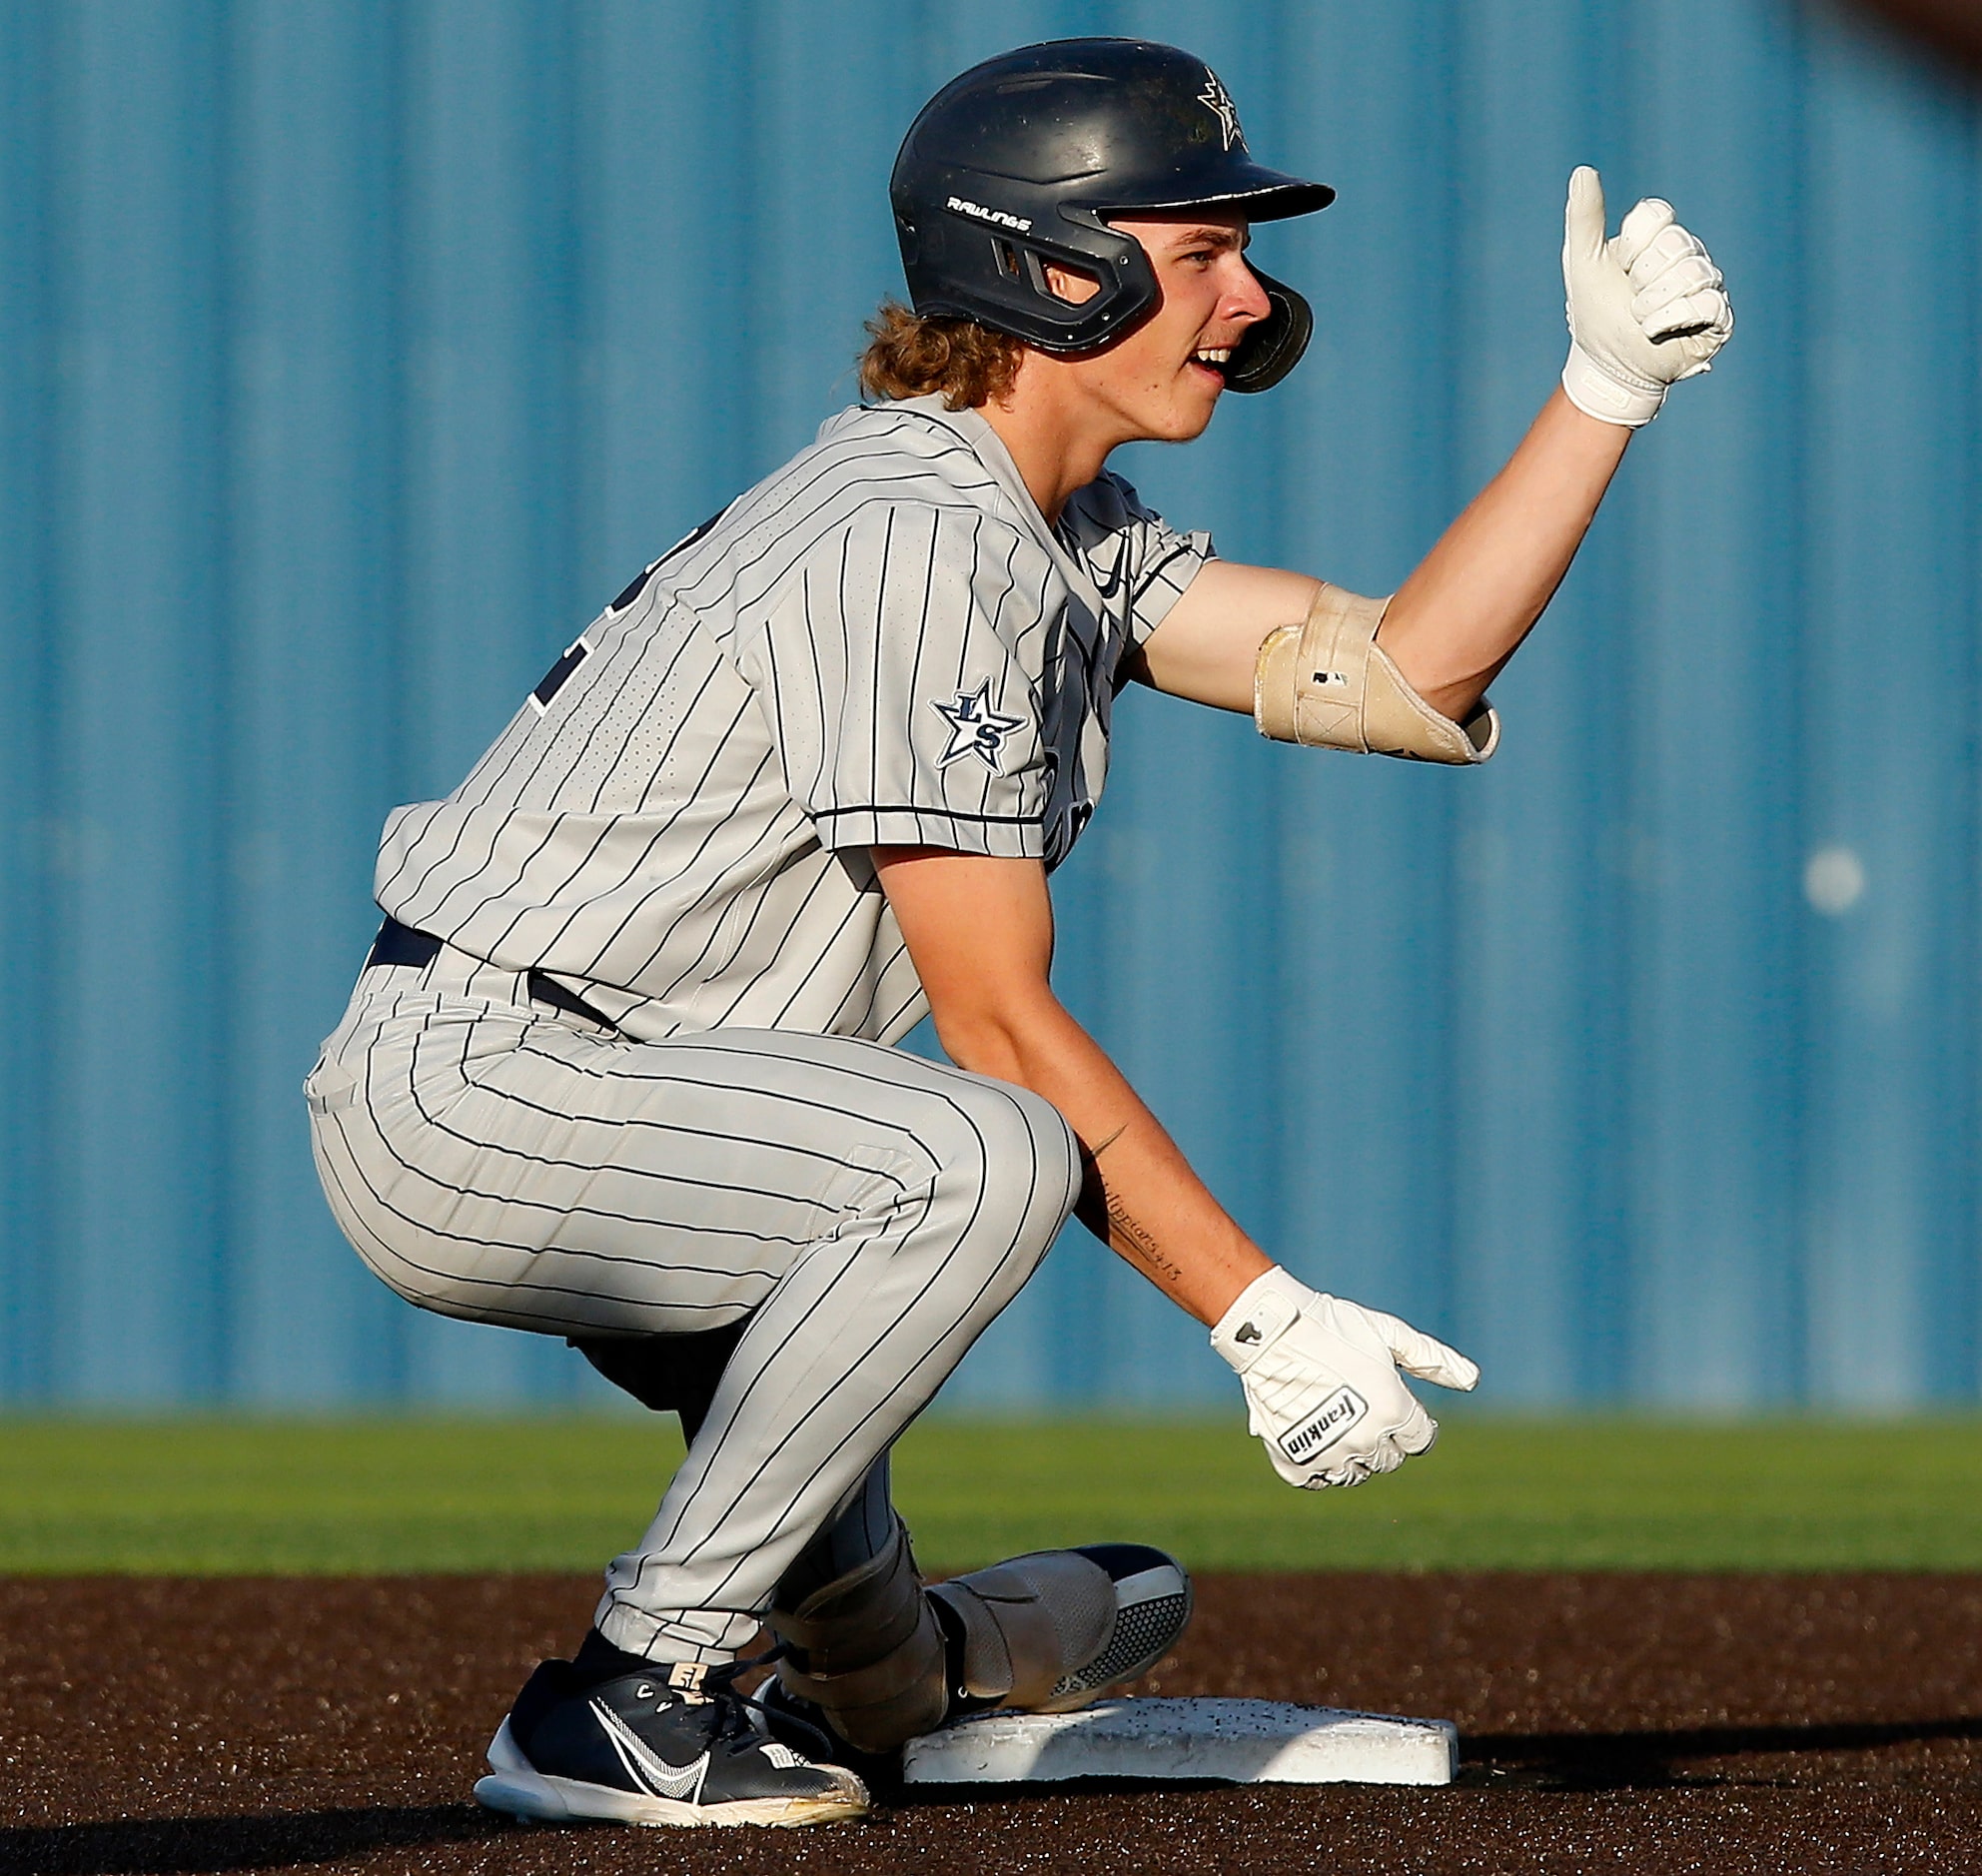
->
[1278, 1387, 1370, 1464]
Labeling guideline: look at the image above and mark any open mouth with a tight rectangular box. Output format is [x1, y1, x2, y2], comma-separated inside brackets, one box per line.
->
[1190, 346, 1232, 382]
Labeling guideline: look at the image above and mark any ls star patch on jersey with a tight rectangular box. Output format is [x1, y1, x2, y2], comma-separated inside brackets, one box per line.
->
[932, 681, 1027, 771]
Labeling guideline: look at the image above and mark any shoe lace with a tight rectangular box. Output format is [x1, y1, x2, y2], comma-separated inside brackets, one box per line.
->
[707, 1644, 838, 1762]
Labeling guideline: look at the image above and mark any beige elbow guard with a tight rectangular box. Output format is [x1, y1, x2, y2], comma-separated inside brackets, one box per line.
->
[1254, 584, 1499, 764]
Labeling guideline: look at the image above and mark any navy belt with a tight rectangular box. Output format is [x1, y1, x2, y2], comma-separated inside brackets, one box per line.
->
[366, 917, 617, 1032]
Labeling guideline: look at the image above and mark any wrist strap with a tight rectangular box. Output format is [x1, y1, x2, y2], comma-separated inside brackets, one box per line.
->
[1561, 342, 1663, 428]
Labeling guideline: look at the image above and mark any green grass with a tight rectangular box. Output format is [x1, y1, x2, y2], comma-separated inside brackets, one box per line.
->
[4, 1414, 1982, 1574]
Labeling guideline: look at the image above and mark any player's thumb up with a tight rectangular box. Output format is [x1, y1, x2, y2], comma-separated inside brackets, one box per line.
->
[1563, 165, 1609, 269]
[1561, 163, 1666, 426]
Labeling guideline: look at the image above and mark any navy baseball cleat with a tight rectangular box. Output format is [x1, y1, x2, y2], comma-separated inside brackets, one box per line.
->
[474, 1652, 868, 1830]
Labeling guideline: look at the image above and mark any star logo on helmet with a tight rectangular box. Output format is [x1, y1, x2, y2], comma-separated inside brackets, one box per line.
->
[1198, 73, 1244, 152]
[932, 682, 1027, 771]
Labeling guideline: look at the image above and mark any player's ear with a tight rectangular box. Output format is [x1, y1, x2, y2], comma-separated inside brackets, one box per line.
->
[1042, 260, 1102, 306]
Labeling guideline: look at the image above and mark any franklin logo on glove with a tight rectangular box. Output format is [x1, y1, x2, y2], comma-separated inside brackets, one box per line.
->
[1279, 1387, 1370, 1464]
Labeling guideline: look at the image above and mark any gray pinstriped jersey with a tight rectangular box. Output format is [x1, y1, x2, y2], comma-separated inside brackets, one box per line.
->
[371, 395, 1213, 1045]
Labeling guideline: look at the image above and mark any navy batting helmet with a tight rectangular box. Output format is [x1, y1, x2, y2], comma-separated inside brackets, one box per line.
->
[889, 39, 1333, 394]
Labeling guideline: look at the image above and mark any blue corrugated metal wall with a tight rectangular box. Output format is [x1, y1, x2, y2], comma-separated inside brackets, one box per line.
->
[2, 0, 1978, 1409]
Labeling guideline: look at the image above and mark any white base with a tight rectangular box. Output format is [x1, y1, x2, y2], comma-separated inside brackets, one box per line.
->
[900, 1696, 1458, 1788]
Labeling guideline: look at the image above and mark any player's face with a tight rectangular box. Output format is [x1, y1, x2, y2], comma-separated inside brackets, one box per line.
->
[1046, 216, 1272, 445]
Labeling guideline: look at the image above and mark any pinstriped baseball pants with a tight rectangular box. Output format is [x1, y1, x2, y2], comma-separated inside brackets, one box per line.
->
[306, 946, 1081, 1660]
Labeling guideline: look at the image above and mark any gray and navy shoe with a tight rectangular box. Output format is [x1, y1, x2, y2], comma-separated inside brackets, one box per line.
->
[1029, 1541, 1195, 1710]
[474, 1650, 868, 1830]
[762, 1541, 1193, 1757]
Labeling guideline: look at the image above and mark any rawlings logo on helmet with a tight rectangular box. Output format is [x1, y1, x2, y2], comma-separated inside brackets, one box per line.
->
[946, 195, 1033, 234]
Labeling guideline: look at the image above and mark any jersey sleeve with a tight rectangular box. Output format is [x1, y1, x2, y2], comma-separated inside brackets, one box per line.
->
[741, 500, 1055, 858]
[1075, 471, 1218, 649]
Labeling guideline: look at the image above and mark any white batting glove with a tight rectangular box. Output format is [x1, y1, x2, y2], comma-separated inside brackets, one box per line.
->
[1560, 166, 1733, 428]
[1210, 1268, 1480, 1489]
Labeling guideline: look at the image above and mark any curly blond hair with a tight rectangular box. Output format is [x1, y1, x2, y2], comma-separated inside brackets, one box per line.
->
[858, 301, 1025, 411]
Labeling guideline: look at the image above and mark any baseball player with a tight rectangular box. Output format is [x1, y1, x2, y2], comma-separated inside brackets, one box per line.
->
[306, 38, 1731, 1830]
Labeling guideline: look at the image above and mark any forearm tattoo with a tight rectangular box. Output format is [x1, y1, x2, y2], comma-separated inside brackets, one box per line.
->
[1101, 1186, 1186, 1287]
[1073, 1124, 1186, 1286]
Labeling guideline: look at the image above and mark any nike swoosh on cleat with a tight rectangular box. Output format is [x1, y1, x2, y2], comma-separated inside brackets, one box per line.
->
[590, 1699, 709, 1803]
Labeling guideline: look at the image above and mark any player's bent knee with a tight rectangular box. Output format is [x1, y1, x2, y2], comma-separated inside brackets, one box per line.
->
[997, 1080, 1083, 1208]
[927, 1078, 1080, 1262]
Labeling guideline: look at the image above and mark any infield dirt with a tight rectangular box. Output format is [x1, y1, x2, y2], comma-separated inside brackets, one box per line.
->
[3, 1571, 1978, 1874]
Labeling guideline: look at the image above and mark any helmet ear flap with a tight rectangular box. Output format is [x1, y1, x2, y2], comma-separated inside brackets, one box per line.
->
[1225, 269, 1313, 394]
[903, 205, 1161, 353]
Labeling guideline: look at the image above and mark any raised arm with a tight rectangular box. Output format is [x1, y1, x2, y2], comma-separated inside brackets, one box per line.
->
[1364, 390, 1627, 719]
[1133, 393, 1626, 725]
[1134, 169, 1731, 732]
